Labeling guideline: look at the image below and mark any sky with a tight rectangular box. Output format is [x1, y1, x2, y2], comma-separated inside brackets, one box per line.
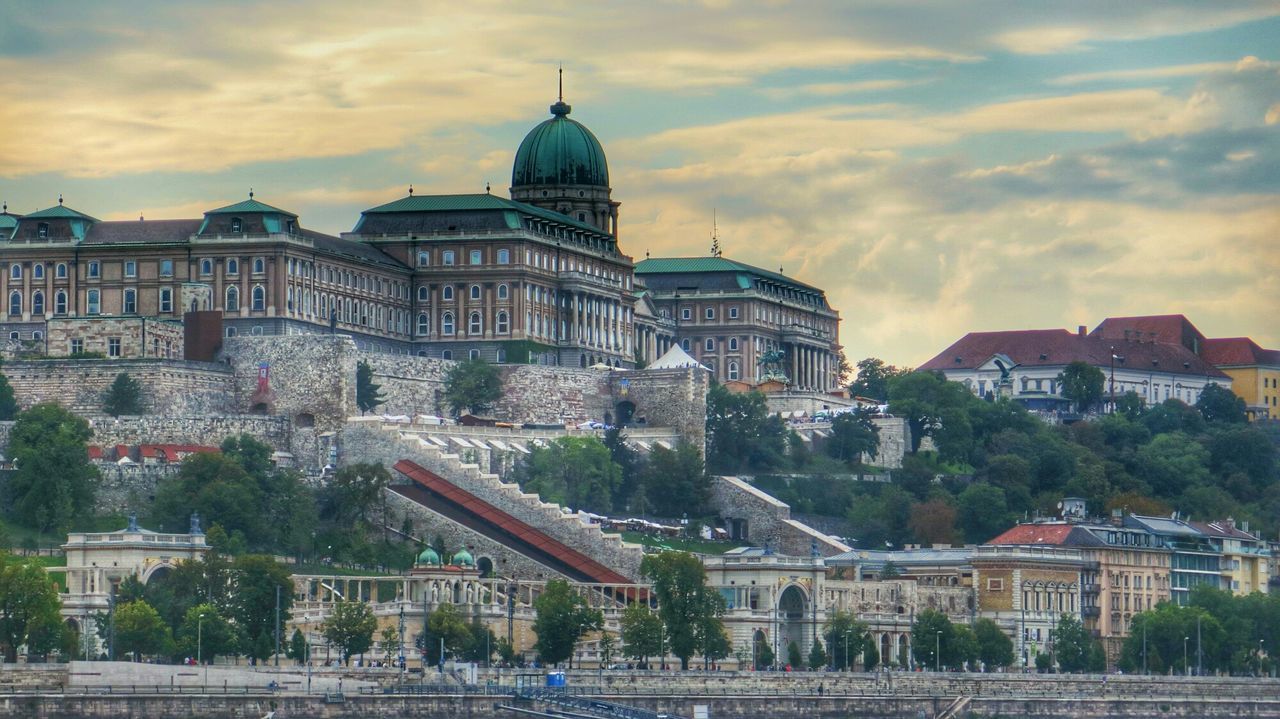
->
[1, 1, 1277, 366]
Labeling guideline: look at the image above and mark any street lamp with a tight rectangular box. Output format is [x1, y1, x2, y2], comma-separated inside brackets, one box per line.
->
[197, 610, 210, 687]
[1183, 636, 1189, 676]
[935, 631, 942, 673]
[844, 630, 852, 673]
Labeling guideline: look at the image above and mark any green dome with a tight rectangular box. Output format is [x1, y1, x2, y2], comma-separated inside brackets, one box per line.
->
[451, 549, 474, 567]
[512, 101, 609, 188]
[417, 547, 441, 566]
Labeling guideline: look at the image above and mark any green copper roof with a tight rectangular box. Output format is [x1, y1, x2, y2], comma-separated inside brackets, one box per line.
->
[451, 548, 474, 567]
[359, 193, 610, 237]
[636, 256, 823, 294]
[0, 214, 18, 230]
[204, 198, 297, 217]
[23, 204, 100, 222]
[417, 547, 441, 566]
[512, 101, 609, 188]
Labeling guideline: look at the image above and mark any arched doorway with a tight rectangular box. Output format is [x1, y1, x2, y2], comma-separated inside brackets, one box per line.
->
[777, 584, 808, 664]
[752, 629, 769, 669]
[614, 401, 636, 426]
[476, 557, 494, 579]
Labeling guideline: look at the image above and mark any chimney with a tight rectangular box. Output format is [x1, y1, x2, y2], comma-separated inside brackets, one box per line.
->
[1110, 508, 1123, 527]
[1078, 325, 1087, 337]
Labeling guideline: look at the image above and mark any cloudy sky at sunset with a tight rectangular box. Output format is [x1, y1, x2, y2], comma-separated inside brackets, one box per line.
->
[1, 1, 1277, 366]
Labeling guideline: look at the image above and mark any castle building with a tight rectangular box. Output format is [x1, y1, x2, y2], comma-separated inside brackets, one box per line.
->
[0, 93, 835, 375]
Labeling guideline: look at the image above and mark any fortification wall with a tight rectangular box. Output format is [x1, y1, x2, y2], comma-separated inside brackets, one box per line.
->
[2, 359, 234, 417]
[219, 335, 357, 431]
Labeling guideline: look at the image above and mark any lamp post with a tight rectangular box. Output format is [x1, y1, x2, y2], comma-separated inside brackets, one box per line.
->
[1259, 639, 1266, 677]
[935, 631, 941, 673]
[659, 623, 666, 671]
[197, 610, 209, 688]
[1183, 636, 1189, 676]
[1196, 614, 1202, 677]
[844, 630, 852, 673]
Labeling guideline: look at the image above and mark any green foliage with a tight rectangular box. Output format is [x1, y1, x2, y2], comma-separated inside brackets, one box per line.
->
[887, 371, 973, 456]
[114, 600, 173, 661]
[951, 625, 980, 670]
[643, 441, 711, 517]
[1054, 613, 1092, 672]
[0, 362, 17, 421]
[824, 609, 869, 670]
[442, 359, 503, 416]
[228, 555, 293, 664]
[0, 552, 64, 661]
[1057, 361, 1106, 413]
[421, 603, 471, 666]
[705, 384, 786, 474]
[848, 484, 913, 549]
[786, 640, 803, 670]
[1035, 652, 1052, 672]
[356, 360, 386, 415]
[974, 618, 1014, 669]
[1119, 602, 1223, 674]
[176, 603, 241, 663]
[848, 357, 911, 401]
[321, 600, 377, 664]
[532, 579, 603, 666]
[827, 410, 880, 465]
[521, 436, 622, 514]
[320, 463, 391, 526]
[102, 372, 144, 417]
[1196, 383, 1247, 424]
[620, 604, 663, 666]
[754, 634, 774, 670]
[640, 551, 726, 670]
[911, 608, 952, 670]
[287, 628, 309, 664]
[957, 483, 1012, 544]
[4, 403, 98, 533]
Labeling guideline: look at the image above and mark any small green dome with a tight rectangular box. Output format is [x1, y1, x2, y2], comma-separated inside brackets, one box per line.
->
[512, 101, 609, 188]
[451, 548, 474, 567]
[417, 547, 441, 566]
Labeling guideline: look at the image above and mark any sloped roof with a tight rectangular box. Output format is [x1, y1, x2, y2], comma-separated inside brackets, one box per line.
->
[919, 328, 1229, 379]
[1190, 520, 1260, 541]
[359, 193, 609, 237]
[22, 203, 100, 221]
[305, 230, 404, 269]
[986, 523, 1106, 547]
[1091, 315, 1206, 351]
[204, 198, 297, 216]
[84, 219, 202, 244]
[635, 256, 823, 294]
[648, 344, 709, 371]
[1124, 514, 1201, 537]
[1201, 337, 1280, 368]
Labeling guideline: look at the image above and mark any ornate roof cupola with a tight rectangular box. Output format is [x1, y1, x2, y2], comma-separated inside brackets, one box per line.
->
[10, 196, 99, 243]
[197, 189, 300, 237]
[510, 69, 620, 237]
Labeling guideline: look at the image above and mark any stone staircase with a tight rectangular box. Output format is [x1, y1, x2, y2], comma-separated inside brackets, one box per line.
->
[343, 418, 646, 580]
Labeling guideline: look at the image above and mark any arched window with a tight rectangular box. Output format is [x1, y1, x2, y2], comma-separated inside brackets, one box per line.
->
[417, 251, 429, 267]
[251, 285, 265, 311]
[122, 289, 136, 314]
[728, 362, 740, 380]
[705, 337, 715, 352]
[729, 337, 739, 351]
[442, 312, 455, 335]
[681, 338, 691, 351]
[469, 349, 480, 360]
[9, 264, 21, 280]
[56, 263, 67, 279]
[441, 350, 452, 360]
[55, 291, 67, 315]
[230, 217, 243, 233]
[497, 284, 509, 300]
[31, 291, 44, 316]
[497, 249, 510, 264]
[469, 249, 483, 265]
[7, 291, 20, 316]
[287, 286, 294, 311]
[200, 258, 213, 275]
[417, 313, 430, 335]
[470, 284, 481, 300]
[496, 311, 509, 334]
[442, 286, 454, 301]
[87, 290, 101, 315]
[469, 312, 482, 335]
[226, 285, 239, 312]
[253, 257, 265, 274]
[159, 288, 173, 313]
[33, 264, 43, 280]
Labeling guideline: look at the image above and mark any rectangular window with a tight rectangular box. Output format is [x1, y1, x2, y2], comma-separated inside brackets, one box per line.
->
[87, 261, 100, 279]
[729, 306, 739, 319]
[443, 251, 455, 266]
[470, 249, 483, 265]
[108, 338, 121, 357]
[70, 339, 83, 354]
[986, 578, 1004, 591]
[705, 307, 715, 320]
[681, 308, 692, 321]
[159, 259, 173, 277]
[124, 261, 137, 278]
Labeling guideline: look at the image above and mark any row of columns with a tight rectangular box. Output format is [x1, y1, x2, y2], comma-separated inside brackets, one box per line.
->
[567, 290, 631, 357]
[789, 344, 832, 392]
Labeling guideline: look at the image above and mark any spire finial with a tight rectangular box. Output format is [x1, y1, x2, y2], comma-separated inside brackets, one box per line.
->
[550, 66, 571, 116]
[249, 187, 254, 200]
[58, 193, 63, 206]
[408, 184, 414, 197]
[558, 64, 563, 103]
[2, 201, 6, 213]
[485, 182, 491, 194]
[139, 213, 144, 222]
[710, 208, 721, 258]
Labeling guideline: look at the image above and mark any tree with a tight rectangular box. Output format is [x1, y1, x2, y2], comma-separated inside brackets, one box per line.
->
[114, 600, 172, 661]
[0, 553, 64, 662]
[908, 499, 958, 546]
[950, 625, 980, 670]
[1136, 432, 1210, 497]
[848, 358, 910, 401]
[786, 640, 803, 670]
[4, 403, 98, 532]
[620, 604, 663, 668]
[824, 609, 868, 670]
[1115, 391, 1146, 420]
[1052, 613, 1091, 672]
[1196, 383, 1247, 424]
[521, 436, 622, 514]
[101, 372, 144, 417]
[355, 360, 386, 415]
[320, 463, 392, 526]
[0, 362, 17, 421]
[532, 579, 603, 666]
[598, 631, 616, 669]
[229, 555, 293, 664]
[443, 359, 502, 416]
[887, 371, 973, 455]
[1057, 361, 1105, 413]
[380, 625, 401, 664]
[754, 634, 775, 670]
[644, 441, 711, 517]
[705, 385, 786, 474]
[912, 609, 953, 670]
[287, 628, 309, 665]
[321, 600, 376, 664]
[807, 637, 828, 670]
[641, 551, 726, 670]
[957, 484, 1012, 544]
[421, 603, 471, 667]
[973, 618, 1013, 669]
[176, 603, 240, 663]
[826, 410, 880, 465]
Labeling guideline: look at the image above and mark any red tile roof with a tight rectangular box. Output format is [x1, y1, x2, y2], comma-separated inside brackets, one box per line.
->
[986, 523, 1105, 547]
[1201, 338, 1280, 368]
[1090, 315, 1206, 352]
[919, 328, 1228, 379]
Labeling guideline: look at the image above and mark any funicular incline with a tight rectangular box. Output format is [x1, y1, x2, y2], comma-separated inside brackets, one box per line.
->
[390, 459, 634, 586]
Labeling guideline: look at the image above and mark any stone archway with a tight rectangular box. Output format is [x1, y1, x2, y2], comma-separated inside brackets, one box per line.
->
[777, 584, 808, 664]
[614, 401, 636, 426]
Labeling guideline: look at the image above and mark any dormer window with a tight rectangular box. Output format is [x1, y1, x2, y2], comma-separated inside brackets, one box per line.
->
[37, 223, 49, 238]
[230, 217, 243, 233]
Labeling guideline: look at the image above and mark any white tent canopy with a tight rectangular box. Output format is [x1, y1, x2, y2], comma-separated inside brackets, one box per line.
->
[648, 345, 709, 371]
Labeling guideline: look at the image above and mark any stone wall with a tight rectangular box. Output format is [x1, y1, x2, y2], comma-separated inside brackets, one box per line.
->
[46, 316, 185, 360]
[2, 358, 234, 416]
[610, 368, 709, 450]
[359, 353, 451, 417]
[220, 335, 357, 432]
[710, 476, 849, 557]
[495, 365, 611, 425]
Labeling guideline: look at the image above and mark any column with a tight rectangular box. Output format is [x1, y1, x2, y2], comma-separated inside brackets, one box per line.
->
[570, 292, 579, 344]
